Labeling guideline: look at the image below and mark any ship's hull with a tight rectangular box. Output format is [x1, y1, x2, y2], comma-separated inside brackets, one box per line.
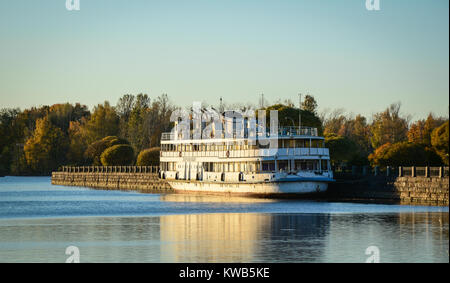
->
[167, 179, 330, 196]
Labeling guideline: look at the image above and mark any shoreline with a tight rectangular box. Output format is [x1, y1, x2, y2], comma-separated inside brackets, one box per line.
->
[3, 174, 448, 207]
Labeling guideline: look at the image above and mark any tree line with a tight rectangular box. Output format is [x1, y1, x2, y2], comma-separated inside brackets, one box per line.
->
[0, 94, 173, 175]
[0, 94, 448, 175]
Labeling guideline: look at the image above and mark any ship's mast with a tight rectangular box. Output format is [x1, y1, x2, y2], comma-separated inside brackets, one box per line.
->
[298, 93, 302, 129]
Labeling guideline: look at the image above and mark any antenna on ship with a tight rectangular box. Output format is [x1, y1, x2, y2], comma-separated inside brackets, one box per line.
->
[298, 93, 302, 129]
[260, 93, 264, 108]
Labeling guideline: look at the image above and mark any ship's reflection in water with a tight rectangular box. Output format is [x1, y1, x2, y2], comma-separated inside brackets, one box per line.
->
[0, 191, 448, 262]
[160, 213, 330, 262]
[158, 195, 448, 263]
[159, 193, 330, 262]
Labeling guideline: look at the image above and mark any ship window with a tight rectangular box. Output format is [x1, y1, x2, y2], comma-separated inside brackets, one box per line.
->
[288, 139, 295, 148]
[305, 140, 310, 148]
[262, 161, 275, 172]
[321, 160, 327, 171]
[295, 160, 307, 170]
[278, 161, 288, 171]
[311, 140, 321, 148]
[305, 160, 319, 171]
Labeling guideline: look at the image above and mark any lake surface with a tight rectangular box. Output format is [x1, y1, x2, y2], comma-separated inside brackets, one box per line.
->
[0, 176, 448, 263]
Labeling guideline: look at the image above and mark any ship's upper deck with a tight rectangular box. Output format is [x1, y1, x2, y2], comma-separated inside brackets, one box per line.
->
[161, 126, 320, 143]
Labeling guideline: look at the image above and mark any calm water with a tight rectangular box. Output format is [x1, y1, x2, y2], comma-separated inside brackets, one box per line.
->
[0, 176, 448, 263]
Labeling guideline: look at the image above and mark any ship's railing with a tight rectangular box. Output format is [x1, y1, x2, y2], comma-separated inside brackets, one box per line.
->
[160, 148, 329, 158]
[161, 126, 318, 141]
[161, 132, 174, 141]
[277, 126, 318, 137]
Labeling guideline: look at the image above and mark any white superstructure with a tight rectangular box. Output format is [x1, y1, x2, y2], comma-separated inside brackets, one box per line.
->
[160, 113, 334, 196]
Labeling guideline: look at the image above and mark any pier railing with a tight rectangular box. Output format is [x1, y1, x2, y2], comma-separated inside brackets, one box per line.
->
[334, 165, 449, 179]
[58, 166, 160, 173]
[398, 166, 449, 178]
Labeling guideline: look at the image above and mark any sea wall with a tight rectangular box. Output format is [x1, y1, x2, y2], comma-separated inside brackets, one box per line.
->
[394, 176, 449, 205]
[51, 172, 172, 192]
[327, 176, 449, 206]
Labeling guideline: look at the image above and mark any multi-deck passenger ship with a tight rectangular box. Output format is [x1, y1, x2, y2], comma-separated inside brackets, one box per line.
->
[160, 111, 334, 196]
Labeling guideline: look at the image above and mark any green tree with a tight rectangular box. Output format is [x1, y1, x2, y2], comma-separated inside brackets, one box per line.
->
[325, 134, 364, 166]
[100, 144, 135, 166]
[431, 121, 449, 165]
[66, 121, 89, 165]
[48, 103, 90, 132]
[264, 103, 323, 134]
[23, 116, 69, 174]
[84, 101, 119, 143]
[301, 94, 318, 115]
[84, 136, 129, 165]
[0, 108, 22, 174]
[127, 94, 151, 152]
[116, 93, 174, 151]
[333, 114, 372, 156]
[142, 94, 175, 148]
[136, 147, 160, 166]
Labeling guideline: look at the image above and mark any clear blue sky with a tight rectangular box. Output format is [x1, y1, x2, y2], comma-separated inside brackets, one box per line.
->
[0, 0, 448, 120]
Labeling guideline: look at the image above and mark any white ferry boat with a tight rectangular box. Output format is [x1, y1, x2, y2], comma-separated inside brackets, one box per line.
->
[159, 112, 334, 196]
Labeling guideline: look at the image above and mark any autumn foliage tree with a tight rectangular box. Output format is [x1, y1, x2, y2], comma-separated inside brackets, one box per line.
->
[431, 121, 449, 165]
[24, 116, 69, 174]
[370, 103, 409, 149]
[368, 142, 442, 167]
[408, 114, 446, 146]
